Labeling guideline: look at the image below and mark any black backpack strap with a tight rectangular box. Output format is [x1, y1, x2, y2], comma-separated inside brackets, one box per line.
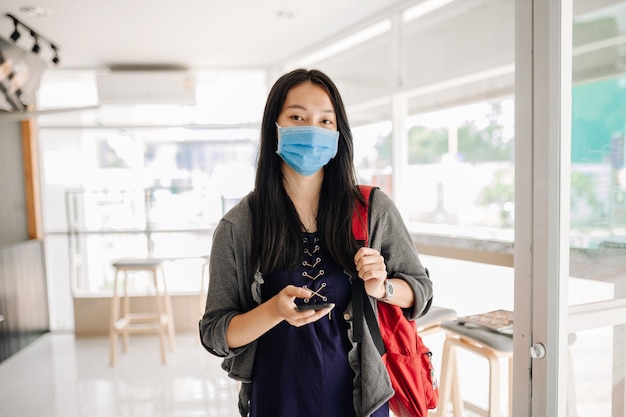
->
[352, 278, 365, 343]
[363, 287, 385, 356]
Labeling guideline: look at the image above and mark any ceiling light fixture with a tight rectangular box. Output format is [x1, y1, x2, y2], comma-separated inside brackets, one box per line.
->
[403, 0, 456, 21]
[9, 16, 21, 41]
[51, 44, 60, 64]
[292, 19, 392, 67]
[31, 31, 40, 53]
[4, 13, 60, 66]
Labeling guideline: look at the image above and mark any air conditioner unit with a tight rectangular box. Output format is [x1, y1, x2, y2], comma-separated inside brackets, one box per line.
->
[96, 70, 196, 105]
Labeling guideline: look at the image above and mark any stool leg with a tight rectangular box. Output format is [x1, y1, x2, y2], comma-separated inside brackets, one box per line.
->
[508, 356, 513, 417]
[435, 336, 457, 417]
[486, 350, 501, 417]
[122, 271, 130, 352]
[152, 269, 168, 365]
[197, 262, 208, 346]
[159, 266, 176, 350]
[450, 351, 463, 417]
[109, 269, 121, 366]
[198, 262, 208, 319]
[567, 348, 577, 417]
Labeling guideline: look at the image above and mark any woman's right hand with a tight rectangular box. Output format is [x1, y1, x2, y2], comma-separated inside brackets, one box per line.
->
[226, 284, 334, 348]
[275, 285, 335, 327]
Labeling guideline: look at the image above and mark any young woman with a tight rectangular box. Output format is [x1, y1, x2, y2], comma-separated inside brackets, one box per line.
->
[199, 68, 433, 417]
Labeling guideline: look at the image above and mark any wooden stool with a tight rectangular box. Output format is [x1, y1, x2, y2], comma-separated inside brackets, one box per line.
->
[416, 305, 458, 337]
[198, 255, 210, 319]
[109, 258, 175, 366]
[434, 320, 514, 417]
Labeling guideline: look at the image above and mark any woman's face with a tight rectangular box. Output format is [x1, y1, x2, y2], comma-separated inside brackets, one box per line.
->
[276, 81, 337, 131]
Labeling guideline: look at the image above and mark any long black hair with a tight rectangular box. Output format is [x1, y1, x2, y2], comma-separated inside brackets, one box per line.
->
[250, 68, 364, 274]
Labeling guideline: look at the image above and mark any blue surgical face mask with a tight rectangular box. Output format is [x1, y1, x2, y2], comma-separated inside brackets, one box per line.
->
[275, 123, 340, 176]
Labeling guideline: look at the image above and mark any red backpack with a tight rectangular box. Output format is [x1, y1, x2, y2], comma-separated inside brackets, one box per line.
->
[352, 185, 438, 417]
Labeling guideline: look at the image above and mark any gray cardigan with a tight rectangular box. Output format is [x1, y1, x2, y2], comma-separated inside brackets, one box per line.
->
[199, 189, 433, 417]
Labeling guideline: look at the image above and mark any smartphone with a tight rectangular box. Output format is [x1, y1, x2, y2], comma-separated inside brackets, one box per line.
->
[296, 303, 335, 312]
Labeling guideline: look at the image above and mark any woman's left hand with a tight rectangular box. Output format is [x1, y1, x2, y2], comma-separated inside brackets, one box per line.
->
[354, 247, 387, 299]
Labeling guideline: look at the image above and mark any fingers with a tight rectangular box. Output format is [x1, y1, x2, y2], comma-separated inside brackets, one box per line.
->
[354, 247, 387, 299]
[354, 247, 387, 281]
[277, 285, 336, 327]
[282, 284, 313, 299]
[288, 305, 335, 327]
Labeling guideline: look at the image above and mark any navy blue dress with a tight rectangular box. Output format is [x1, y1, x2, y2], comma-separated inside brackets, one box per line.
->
[250, 232, 389, 417]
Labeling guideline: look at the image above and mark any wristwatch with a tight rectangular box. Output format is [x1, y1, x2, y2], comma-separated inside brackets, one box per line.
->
[380, 279, 394, 302]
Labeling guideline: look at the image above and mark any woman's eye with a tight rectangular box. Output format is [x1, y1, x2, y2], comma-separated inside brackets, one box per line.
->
[322, 119, 334, 125]
[290, 115, 303, 121]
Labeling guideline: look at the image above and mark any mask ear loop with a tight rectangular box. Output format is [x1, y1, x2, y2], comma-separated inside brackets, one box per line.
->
[274, 122, 283, 153]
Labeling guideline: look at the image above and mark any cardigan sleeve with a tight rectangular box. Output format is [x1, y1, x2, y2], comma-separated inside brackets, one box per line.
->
[199, 195, 257, 360]
[199, 218, 246, 357]
[367, 189, 433, 320]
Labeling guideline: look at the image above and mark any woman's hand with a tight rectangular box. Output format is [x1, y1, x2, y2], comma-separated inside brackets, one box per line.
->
[275, 285, 335, 327]
[226, 284, 335, 348]
[354, 247, 387, 299]
[353, 247, 415, 308]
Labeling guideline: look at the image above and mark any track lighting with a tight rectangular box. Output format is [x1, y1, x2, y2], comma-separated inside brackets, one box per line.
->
[51, 45, 59, 65]
[31, 32, 40, 53]
[9, 16, 20, 41]
[4, 13, 60, 66]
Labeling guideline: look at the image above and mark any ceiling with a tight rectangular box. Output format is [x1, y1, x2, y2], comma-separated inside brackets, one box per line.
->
[0, 0, 408, 70]
[1, 0, 621, 123]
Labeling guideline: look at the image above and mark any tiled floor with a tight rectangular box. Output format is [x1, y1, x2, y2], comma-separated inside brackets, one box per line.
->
[0, 332, 240, 417]
[0, 326, 616, 417]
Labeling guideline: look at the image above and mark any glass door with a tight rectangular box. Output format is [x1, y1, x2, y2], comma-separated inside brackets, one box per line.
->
[568, 1, 626, 415]
[515, 1, 626, 415]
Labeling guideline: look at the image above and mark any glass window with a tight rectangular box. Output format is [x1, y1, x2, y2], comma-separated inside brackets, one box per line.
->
[403, 0, 515, 112]
[569, 1, 626, 300]
[403, 99, 515, 231]
[568, 1, 626, 414]
[38, 70, 264, 298]
[398, 0, 515, 244]
[352, 120, 393, 196]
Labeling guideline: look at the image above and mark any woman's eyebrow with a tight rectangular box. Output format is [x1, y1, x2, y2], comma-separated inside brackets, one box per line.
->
[285, 104, 306, 111]
[285, 104, 335, 114]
